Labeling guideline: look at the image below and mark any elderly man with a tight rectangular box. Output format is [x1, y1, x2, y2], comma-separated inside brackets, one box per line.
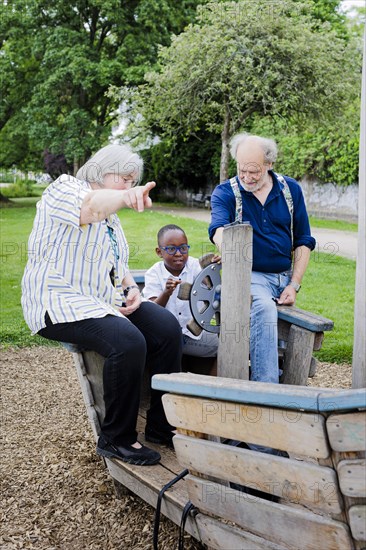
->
[209, 133, 315, 383]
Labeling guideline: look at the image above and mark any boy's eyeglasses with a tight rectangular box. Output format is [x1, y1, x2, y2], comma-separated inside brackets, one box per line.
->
[160, 244, 190, 255]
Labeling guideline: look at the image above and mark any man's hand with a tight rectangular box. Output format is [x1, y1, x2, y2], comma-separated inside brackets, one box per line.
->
[118, 287, 141, 315]
[277, 285, 297, 306]
[121, 181, 156, 212]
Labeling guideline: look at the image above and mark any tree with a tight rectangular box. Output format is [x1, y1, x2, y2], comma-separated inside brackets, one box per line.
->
[0, 0, 203, 172]
[130, 0, 360, 181]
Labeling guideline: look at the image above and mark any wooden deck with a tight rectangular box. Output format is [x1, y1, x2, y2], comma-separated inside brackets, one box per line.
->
[72, 351, 201, 541]
[105, 411, 200, 540]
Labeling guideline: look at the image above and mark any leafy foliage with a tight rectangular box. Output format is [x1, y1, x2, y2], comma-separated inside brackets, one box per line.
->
[0, 0, 203, 169]
[1, 179, 38, 198]
[248, 98, 360, 185]
[128, 0, 360, 180]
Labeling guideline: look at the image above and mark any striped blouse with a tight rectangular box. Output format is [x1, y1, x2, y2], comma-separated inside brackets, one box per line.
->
[21, 174, 129, 334]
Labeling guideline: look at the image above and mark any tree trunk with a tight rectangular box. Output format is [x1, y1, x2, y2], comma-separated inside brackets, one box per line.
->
[219, 106, 231, 182]
[73, 157, 80, 176]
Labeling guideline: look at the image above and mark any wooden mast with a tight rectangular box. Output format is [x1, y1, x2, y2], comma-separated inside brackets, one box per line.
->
[352, 27, 366, 389]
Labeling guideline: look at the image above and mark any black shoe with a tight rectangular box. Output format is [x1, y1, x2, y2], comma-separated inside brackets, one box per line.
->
[145, 426, 175, 448]
[96, 434, 161, 465]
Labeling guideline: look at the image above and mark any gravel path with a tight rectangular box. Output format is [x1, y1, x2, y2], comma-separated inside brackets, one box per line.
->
[1, 346, 352, 550]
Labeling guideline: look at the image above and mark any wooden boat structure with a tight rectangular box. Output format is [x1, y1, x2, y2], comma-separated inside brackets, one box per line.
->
[70, 230, 365, 550]
[69, 36, 366, 550]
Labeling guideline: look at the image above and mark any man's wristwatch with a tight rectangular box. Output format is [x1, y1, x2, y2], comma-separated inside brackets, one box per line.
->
[289, 280, 301, 293]
[124, 285, 139, 297]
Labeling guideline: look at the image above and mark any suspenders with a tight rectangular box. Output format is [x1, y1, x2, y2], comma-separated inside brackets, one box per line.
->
[228, 173, 294, 247]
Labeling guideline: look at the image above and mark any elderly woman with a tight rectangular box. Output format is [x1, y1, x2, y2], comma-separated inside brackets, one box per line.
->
[21, 144, 182, 466]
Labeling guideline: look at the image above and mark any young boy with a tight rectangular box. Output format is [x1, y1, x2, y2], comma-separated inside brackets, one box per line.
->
[142, 224, 219, 361]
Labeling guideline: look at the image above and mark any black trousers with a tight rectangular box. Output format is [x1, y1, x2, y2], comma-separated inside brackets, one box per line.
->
[39, 302, 182, 445]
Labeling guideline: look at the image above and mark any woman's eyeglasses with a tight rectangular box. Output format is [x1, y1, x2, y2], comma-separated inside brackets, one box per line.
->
[159, 244, 190, 255]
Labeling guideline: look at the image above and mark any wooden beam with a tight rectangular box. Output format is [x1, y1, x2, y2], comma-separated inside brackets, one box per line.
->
[173, 435, 343, 514]
[163, 394, 330, 458]
[218, 224, 252, 379]
[280, 325, 315, 385]
[186, 476, 353, 550]
[153, 372, 336, 411]
[195, 514, 288, 550]
[349, 505, 366, 542]
[276, 305, 334, 332]
[352, 25, 366, 388]
[326, 412, 366, 452]
[338, 459, 366, 498]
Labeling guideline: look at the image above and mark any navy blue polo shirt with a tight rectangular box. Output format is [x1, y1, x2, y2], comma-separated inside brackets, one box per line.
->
[208, 171, 316, 273]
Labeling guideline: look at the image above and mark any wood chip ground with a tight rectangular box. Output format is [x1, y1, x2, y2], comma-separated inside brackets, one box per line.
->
[1, 346, 352, 549]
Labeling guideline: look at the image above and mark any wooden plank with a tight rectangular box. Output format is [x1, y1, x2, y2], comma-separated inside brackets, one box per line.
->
[218, 224, 252, 380]
[338, 459, 366, 497]
[173, 435, 343, 514]
[276, 305, 334, 332]
[327, 412, 366, 452]
[106, 459, 201, 541]
[319, 388, 366, 412]
[192, 435, 343, 507]
[313, 332, 325, 351]
[349, 505, 366, 542]
[280, 325, 315, 385]
[186, 476, 353, 550]
[82, 350, 106, 421]
[72, 352, 102, 441]
[163, 394, 330, 458]
[153, 372, 337, 411]
[195, 514, 287, 550]
[278, 322, 324, 352]
[309, 357, 318, 378]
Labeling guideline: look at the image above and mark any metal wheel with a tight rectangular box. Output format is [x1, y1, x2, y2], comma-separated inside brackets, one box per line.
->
[189, 263, 221, 333]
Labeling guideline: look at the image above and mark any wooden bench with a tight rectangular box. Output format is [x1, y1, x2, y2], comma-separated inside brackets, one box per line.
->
[131, 269, 334, 385]
[153, 372, 366, 550]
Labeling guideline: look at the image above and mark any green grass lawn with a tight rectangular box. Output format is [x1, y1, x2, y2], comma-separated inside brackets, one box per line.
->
[0, 200, 356, 364]
[308, 216, 358, 232]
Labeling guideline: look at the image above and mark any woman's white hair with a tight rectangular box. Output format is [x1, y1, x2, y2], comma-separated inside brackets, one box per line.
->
[230, 133, 278, 164]
[76, 144, 143, 186]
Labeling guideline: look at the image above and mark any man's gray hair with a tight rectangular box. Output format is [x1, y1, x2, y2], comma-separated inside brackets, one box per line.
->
[230, 133, 278, 164]
[76, 144, 143, 186]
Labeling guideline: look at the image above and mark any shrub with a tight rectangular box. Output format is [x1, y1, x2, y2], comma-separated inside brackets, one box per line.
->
[1, 178, 38, 198]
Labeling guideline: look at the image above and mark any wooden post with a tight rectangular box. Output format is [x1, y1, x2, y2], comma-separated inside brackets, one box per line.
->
[217, 224, 252, 379]
[352, 27, 366, 389]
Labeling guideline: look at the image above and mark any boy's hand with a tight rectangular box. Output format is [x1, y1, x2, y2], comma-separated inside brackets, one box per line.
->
[164, 277, 181, 296]
[212, 253, 221, 263]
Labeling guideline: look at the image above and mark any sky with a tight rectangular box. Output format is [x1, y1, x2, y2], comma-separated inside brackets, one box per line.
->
[340, 0, 366, 16]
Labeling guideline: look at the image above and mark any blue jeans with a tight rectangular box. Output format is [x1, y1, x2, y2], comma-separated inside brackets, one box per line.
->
[250, 271, 291, 383]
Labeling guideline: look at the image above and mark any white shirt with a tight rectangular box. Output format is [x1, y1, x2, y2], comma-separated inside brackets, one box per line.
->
[21, 174, 129, 334]
[142, 257, 202, 339]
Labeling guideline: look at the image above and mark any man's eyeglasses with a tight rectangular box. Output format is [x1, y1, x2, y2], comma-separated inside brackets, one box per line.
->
[159, 245, 190, 255]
